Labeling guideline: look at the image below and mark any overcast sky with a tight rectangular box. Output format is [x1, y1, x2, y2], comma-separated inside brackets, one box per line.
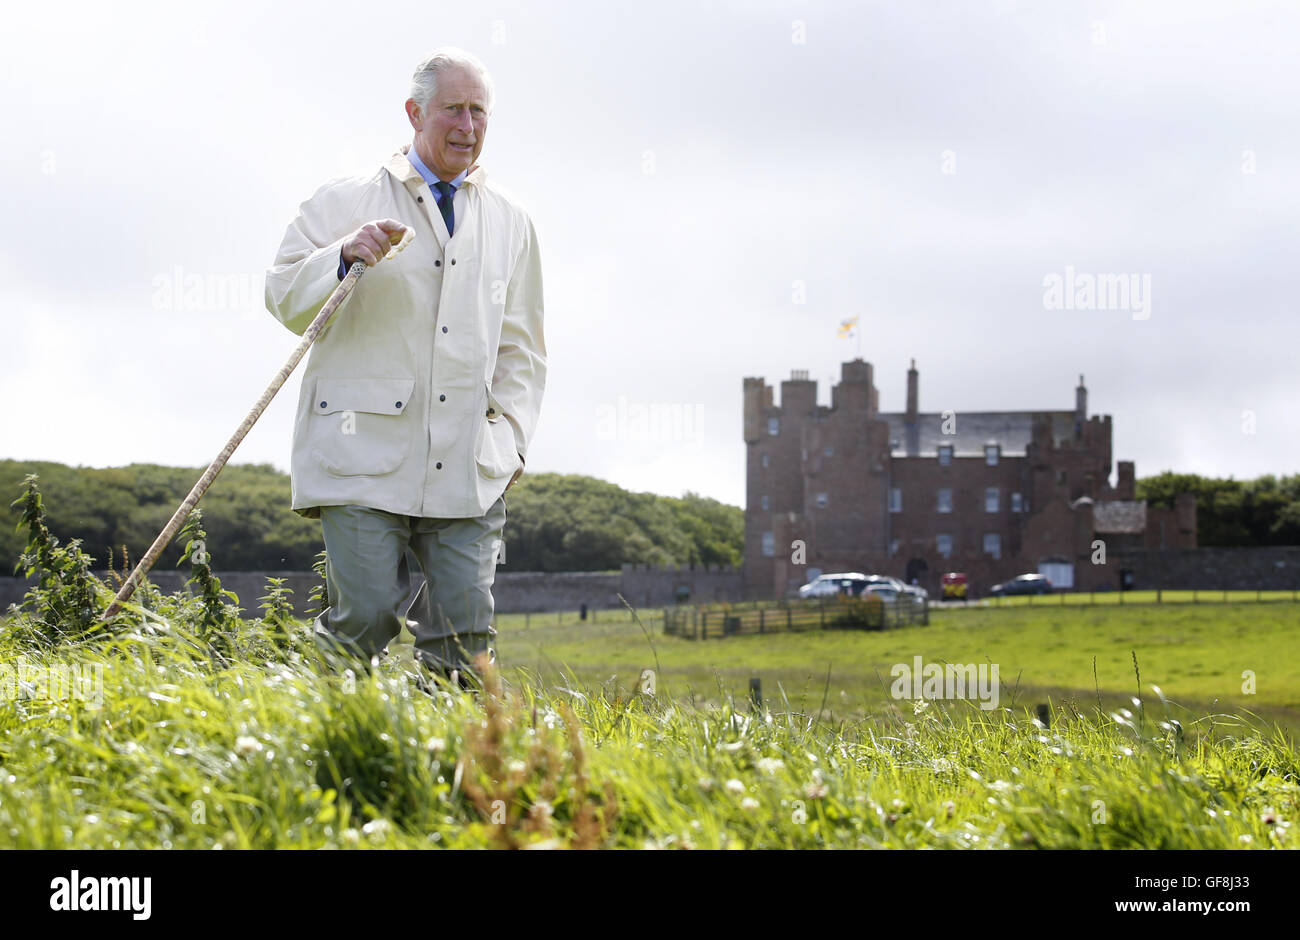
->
[2, 0, 1297, 510]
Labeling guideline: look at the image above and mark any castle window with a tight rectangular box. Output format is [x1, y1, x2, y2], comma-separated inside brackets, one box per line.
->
[768, 417, 779, 436]
[760, 495, 770, 511]
[761, 453, 770, 469]
[983, 533, 1001, 559]
[761, 532, 775, 557]
[816, 492, 828, 509]
[889, 488, 902, 513]
[889, 539, 901, 557]
[1056, 469, 1067, 485]
[824, 445, 834, 457]
[985, 445, 1000, 466]
[985, 488, 1000, 513]
[1011, 492, 1023, 513]
[937, 488, 953, 513]
[936, 534, 953, 559]
[938, 445, 953, 466]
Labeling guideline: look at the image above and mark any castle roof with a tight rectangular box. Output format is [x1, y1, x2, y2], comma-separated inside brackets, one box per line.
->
[1093, 500, 1147, 534]
[883, 411, 1077, 458]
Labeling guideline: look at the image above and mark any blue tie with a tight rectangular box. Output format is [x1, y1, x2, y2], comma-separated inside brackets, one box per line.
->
[434, 181, 455, 237]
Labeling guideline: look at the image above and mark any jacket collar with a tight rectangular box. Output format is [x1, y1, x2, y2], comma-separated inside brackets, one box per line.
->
[387, 145, 486, 188]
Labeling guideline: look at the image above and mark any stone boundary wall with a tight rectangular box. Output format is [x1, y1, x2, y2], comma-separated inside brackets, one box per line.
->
[1109, 546, 1300, 591]
[0, 562, 746, 617]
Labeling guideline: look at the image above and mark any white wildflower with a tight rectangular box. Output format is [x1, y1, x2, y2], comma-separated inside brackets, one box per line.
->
[234, 735, 263, 756]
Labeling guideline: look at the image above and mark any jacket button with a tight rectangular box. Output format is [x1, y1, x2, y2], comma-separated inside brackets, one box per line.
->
[435, 259, 441, 267]
[450, 258, 456, 265]
[439, 394, 446, 402]
[319, 401, 327, 408]
[436, 462, 442, 469]
[395, 401, 402, 408]
[442, 326, 448, 333]
[418, 196, 424, 203]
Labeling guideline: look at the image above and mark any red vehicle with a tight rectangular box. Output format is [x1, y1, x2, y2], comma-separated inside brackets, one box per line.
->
[941, 572, 968, 600]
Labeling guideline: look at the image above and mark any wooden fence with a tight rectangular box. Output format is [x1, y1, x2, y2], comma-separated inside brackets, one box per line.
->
[663, 595, 929, 640]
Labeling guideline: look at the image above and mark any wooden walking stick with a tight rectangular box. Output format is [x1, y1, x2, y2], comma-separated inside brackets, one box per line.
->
[101, 229, 416, 621]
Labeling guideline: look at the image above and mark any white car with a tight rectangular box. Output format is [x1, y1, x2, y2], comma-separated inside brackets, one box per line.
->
[798, 572, 868, 599]
[863, 583, 902, 602]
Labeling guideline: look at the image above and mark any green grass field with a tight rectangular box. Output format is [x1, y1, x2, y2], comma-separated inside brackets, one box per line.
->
[473, 601, 1300, 736]
[2, 592, 1298, 849]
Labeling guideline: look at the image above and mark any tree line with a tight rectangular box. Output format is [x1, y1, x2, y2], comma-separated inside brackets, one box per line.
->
[1136, 471, 1300, 546]
[0, 460, 743, 573]
[6, 461, 1293, 575]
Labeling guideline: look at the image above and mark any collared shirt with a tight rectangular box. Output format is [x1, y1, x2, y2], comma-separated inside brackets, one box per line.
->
[406, 147, 468, 203]
[336, 149, 468, 280]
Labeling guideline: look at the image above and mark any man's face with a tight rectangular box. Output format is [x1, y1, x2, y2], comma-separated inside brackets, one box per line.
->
[407, 65, 489, 180]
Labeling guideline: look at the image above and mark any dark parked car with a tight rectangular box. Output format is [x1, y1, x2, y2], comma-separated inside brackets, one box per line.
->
[989, 573, 1054, 597]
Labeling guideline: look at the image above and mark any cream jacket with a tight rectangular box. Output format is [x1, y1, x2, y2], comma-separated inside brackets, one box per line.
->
[265, 147, 546, 519]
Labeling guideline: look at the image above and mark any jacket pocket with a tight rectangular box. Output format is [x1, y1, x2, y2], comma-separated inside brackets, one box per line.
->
[476, 383, 518, 478]
[309, 377, 416, 477]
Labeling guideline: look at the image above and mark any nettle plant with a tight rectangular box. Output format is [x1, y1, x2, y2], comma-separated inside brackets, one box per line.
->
[6, 476, 316, 664]
[175, 509, 242, 661]
[10, 474, 104, 646]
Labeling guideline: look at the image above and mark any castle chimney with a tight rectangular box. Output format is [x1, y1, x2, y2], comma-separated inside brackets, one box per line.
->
[743, 377, 767, 444]
[1076, 374, 1087, 423]
[1116, 460, 1135, 499]
[906, 359, 919, 424]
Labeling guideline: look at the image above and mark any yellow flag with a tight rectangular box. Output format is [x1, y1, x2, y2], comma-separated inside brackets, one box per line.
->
[837, 316, 859, 338]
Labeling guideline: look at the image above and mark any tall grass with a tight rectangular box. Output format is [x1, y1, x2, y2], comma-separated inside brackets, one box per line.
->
[0, 616, 1296, 849]
[0, 477, 1296, 849]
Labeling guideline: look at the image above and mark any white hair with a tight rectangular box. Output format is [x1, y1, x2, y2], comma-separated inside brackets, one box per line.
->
[410, 47, 494, 116]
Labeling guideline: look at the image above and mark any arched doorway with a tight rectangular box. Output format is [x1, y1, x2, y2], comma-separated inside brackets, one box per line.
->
[905, 557, 929, 587]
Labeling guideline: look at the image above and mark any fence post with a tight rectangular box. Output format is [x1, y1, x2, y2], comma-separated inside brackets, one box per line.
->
[820, 600, 826, 630]
[702, 611, 708, 639]
[525, 611, 530, 630]
[1156, 588, 1161, 604]
[750, 678, 762, 711]
[787, 607, 792, 631]
[1035, 704, 1050, 728]
[760, 608, 766, 633]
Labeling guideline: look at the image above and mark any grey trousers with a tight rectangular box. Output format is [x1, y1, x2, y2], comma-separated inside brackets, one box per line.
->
[314, 496, 506, 673]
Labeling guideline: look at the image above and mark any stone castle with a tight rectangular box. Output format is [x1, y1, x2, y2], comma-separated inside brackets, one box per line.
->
[743, 359, 1195, 599]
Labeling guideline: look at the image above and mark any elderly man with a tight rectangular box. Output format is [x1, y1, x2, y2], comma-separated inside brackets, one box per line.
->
[264, 48, 546, 685]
